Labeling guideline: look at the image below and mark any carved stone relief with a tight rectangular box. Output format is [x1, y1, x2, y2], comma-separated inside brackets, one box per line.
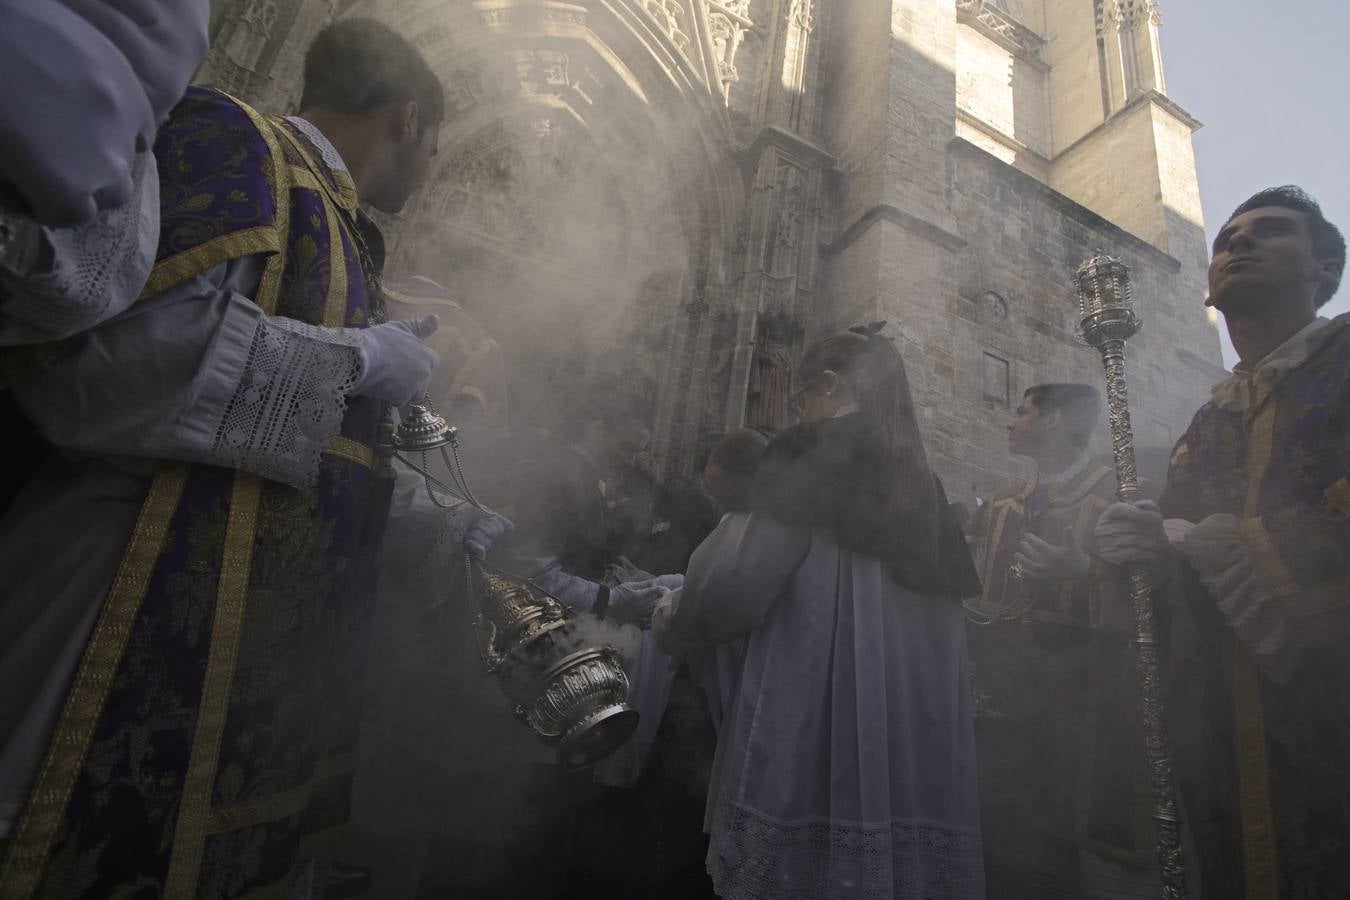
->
[978, 291, 1009, 323]
[512, 50, 570, 94]
[745, 314, 801, 431]
[643, 0, 694, 56]
[956, 0, 1045, 61]
[770, 165, 806, 277]
[1095, 0, 1161, 35]
[707, 0, 753, 101]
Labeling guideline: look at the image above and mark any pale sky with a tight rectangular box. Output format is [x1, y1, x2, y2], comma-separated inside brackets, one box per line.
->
[1161, 0, 1349, 368]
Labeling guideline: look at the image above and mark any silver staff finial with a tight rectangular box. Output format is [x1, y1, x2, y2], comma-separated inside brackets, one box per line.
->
[1075, 253, 1141, 347]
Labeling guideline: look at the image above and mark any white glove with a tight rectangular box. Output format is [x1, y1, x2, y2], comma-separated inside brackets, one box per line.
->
[648, 574, 685, 591]
[1014, 527, 1092, 583]
[0, 0, 208, 225]
[606, 555, 654, 584]
[607, 581, 671, 629]
[352, 315, 440, 406]
[1094, 500, 1168, 566]
[464, 510, 513, 560]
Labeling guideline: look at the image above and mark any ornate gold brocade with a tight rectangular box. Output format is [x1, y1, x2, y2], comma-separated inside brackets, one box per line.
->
[323, 436, 375, 470]
[0, 465, 191, 900]
[163, 474, 265, 895]
[141, 93, 288, 301]
[1231, 396, 1280, 900]
[206, 753, 356, 834]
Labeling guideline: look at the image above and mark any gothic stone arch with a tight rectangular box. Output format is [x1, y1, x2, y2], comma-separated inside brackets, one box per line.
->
[358, 0, 743, 474]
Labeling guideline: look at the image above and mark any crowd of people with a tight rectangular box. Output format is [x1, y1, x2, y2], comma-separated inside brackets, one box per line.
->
[0, 6, 1346, 900]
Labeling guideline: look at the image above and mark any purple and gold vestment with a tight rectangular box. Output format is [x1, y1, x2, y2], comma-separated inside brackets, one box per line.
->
[1, 88, 391, 899]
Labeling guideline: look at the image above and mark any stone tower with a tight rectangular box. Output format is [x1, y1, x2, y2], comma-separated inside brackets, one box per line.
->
[197, 0, 1224, 502]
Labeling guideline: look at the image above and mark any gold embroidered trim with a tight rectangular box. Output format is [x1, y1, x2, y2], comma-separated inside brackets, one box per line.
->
[142, 92, 289, 302]
[322, 194, 350, 328]
[164, 474, 264, 897]
[206, 753, 357, 835]
[978, 499, 1015, 611]
[1230, 397, 1280, 898]
[250, 115, 291, 317]
[272, 123, 358, 214]
[1055, 466, 1116, 508]
[0, 465, 190, 900]
[323, 436, 375, 470]
[286, 165, 325, 195]
[1232, 645, 1279, 900]
[140, 226, 282, 299]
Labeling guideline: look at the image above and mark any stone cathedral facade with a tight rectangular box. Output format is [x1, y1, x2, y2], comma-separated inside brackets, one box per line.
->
[200, 0, 1224, 503]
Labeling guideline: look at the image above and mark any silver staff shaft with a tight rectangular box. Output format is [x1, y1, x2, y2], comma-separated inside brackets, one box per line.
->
[1075, 254, 1186, 900]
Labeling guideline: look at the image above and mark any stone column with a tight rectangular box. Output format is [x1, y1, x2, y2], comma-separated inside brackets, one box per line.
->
[718, 0, 832, 433]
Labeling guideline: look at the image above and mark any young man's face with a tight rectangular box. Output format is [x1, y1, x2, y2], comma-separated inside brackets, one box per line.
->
[1007, 393, 1049, 458]
[367, 103, 440, 214]
[1207, 206, 1329, 316]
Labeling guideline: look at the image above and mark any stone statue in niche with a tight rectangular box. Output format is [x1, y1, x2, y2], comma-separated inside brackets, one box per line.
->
[746, 330, 795, 431]
[789, 0, 814, 32]
[770, 166, 805, 276]
[709, 12, 743, 87]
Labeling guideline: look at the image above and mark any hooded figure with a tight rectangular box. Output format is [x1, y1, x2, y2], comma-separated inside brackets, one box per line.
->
[654, 325, 985, 900]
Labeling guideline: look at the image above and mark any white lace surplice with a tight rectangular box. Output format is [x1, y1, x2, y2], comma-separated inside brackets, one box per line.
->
[13, 256, 362, 489]
[658, 512, 985, 900]
[0, 149, 160, 345]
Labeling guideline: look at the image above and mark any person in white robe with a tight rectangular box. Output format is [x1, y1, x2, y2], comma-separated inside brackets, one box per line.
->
[654, 324, 987, 900]
[1, 0, 209, 345]
[0, 0, 208, 229]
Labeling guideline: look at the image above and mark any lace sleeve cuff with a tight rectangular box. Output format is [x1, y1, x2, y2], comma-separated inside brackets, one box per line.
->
[0, 151, 159, 345]
[203, 315, 363, 489]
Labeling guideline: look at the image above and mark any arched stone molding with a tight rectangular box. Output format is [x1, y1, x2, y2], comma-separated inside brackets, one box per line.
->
[347, 0, 743, 474]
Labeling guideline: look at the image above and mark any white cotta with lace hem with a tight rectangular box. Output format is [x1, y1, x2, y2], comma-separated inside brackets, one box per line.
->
[708, 800, 984, 900]
[655, 511, 986, 900]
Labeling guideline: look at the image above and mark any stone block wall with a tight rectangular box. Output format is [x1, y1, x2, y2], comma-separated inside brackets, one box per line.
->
[1042, 0, 1108, 152]
[1051, 97, 1164, 245]
[926, 139, 1220, 504]
[955, 23, 1049, 162]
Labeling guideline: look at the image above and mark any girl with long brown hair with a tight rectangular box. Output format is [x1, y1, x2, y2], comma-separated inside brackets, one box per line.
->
[654, 324, 985, 900]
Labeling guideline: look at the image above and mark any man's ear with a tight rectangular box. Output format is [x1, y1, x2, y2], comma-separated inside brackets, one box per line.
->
[1315, 253, 1344, 294]
[1040, 408, 1063, 434]
[394, 100, 419, 143]
[819, 370, 840, 396]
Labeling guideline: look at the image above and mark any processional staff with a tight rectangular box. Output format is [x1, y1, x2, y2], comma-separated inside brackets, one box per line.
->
[1073, 254, 1187, 900]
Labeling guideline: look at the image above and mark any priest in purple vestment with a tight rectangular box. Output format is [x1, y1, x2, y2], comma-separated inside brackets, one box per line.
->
[0, 19, 505, 899]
